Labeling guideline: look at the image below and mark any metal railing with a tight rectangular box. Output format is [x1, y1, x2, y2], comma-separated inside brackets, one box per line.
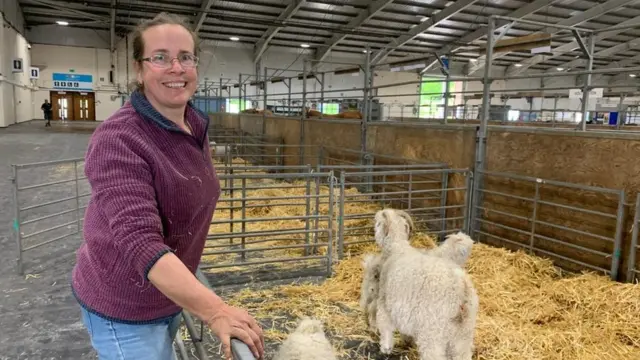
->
[627, 193, 640, 283]
[201, 170, 336, 286]
[472, 170, 625, 281]
[11, 158, 90, 275]
[173, 269, 257, 360]
[336, 168, 472, 259]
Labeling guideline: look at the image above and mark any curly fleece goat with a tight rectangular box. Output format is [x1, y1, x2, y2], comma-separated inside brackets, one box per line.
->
[373, 208, 478, 360]
[272, 317, 337, 360]
[360, 230, 475, 333]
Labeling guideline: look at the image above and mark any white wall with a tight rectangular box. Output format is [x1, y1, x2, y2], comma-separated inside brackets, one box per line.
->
[30, 44, 121, 121]
[0, 13, 32, 127]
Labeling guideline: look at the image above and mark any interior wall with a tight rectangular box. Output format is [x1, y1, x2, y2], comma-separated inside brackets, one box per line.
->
[0, 16, 32, 127]
[30, 44, 121, 121]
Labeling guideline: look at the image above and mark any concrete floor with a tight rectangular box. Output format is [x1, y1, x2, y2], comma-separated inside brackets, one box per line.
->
[0, 120, 99, 359]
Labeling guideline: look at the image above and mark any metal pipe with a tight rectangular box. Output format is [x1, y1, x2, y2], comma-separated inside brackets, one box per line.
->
[301, 60, 308, 165]
[12, 165, 22, 274]
[181, 311, 210, 360]
[471, 16, 494, 238]
[361, 47, 370, 154]
[611, 190, 626, 281]
[626, 193, 640, 283]
[491, 15, 593, 33]
[580, 34, 595, 131]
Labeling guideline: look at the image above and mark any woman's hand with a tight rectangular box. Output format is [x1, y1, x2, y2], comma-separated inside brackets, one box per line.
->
[206, 303, 265, 360]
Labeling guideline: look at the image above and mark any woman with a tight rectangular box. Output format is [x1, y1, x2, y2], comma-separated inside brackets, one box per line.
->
[71, 12, 264, 360]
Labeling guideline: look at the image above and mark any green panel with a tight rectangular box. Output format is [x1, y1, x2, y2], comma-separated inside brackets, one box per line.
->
[322, 103, 340, 115]
[418, 78, 453, 118]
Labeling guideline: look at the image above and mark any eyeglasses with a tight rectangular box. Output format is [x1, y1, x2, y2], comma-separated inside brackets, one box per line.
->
[141, 53, 199, 68]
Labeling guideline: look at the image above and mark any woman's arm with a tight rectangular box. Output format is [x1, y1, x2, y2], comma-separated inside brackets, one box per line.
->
[85, 123, 263, 359]
[148, 253, 264, 359]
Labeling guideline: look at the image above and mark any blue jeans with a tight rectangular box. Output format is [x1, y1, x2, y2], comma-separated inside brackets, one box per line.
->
[80, 307, 182, 360]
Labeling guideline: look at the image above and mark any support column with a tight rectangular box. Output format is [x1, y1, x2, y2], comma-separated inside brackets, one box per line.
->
[580, 34, 595, 131]
[361, 46, 371, 158]
[471, 16, 496, 236]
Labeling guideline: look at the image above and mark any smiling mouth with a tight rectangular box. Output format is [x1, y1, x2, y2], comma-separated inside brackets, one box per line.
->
[164, 82, 186, 89]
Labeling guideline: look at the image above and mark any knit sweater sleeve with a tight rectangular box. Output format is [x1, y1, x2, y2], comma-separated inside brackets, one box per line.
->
[84, 122, 171, 280]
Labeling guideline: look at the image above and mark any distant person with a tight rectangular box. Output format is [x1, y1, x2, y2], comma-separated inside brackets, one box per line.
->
[41, 99, 52, 127]
[70, 12, 264, 360]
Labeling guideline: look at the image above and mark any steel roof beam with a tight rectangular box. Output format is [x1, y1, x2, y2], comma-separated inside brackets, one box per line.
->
[253, 0, 306, 64]
[369, 0, 478, 65]
[314, 0, 394, 63]
[505, 0, 637, 76]
[193, 0, 217, 34]
[409, 0, 565, 74]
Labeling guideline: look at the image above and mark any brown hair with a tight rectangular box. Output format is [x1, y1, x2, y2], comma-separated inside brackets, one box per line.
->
[128, 12, 200, 92]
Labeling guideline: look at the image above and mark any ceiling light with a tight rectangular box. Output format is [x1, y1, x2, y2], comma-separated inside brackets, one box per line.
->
[557, 67, 564, 71]
[469, 58, 478, 62]
[363, 49, 369, 53]
[300, 44, 310, 48]
[630, 74, 637, 77]
[56, 21, 69, 26]
[229, 36, 239, 41]
[514, 63, 523, 67]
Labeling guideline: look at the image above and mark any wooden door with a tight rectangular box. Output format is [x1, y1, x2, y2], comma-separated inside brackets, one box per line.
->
[72, 92, 96, 121]
[50, 91, 73, 121]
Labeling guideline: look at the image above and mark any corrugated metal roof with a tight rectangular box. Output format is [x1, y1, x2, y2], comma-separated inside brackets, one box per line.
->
[17, 0, 640, 73]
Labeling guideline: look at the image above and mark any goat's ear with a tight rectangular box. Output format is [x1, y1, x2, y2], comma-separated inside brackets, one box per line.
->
[395, 210, 414, 234]
[381, 210, 391, 237]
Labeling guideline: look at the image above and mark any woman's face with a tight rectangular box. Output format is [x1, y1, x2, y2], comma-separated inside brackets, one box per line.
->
[136, 24, 198, 110]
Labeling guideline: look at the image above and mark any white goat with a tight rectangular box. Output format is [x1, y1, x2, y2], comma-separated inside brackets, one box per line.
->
[272, 317, 337, 360]
[373, 208, 478, 360]
[359, 230, 475, 333]
[209, 140, 228, 159]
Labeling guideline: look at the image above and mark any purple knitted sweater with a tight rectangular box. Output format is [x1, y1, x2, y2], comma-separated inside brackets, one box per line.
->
[71, 90, 221, 323]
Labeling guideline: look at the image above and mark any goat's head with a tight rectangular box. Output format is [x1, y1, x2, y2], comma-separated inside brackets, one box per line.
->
[442, 231, 475, 265]
[360, 253, 382, 309]
[294, 317, 325, 335]
[374, 208, 412, 248]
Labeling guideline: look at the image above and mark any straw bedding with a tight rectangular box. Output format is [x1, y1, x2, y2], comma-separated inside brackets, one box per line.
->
[197, 161, 640, 359]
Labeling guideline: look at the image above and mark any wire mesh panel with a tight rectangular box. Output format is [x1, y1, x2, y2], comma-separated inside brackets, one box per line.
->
[11, 158, 90, 274]
[472, 170, 625, 281]
[335, 168, 472, 259]
[201, 171, 336, 286]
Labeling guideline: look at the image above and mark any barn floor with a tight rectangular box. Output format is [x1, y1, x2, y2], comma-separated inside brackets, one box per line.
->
[0, 120, 99, 359]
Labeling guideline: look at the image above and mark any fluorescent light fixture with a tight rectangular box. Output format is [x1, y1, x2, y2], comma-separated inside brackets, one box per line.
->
[630, 74, 637, 77]
[363, 49, 369, 53]
[469, 58, 478, 62]
[514, 63, 523, 67]
[229, 36, 239, 41]
[300, 44, 310, 48]
[56, 21, 69, 26]
[557, 67, 564, 71]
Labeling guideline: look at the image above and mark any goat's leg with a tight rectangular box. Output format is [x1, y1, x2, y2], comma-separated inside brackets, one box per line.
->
[415, 334, 447, 360]
[375, 305, 395, 354]
[448, 323, 475, 360]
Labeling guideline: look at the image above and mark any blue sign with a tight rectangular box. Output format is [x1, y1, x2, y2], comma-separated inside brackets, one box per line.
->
[52, 73, 93, 91]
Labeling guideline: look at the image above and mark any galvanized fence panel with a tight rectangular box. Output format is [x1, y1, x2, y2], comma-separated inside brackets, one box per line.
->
[333, 168, 472, 259]
[472, 170, 625, 281]
[627, 193, 640, 283]
[11, 158, 90, 274]
[201, 170, 336, 287]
